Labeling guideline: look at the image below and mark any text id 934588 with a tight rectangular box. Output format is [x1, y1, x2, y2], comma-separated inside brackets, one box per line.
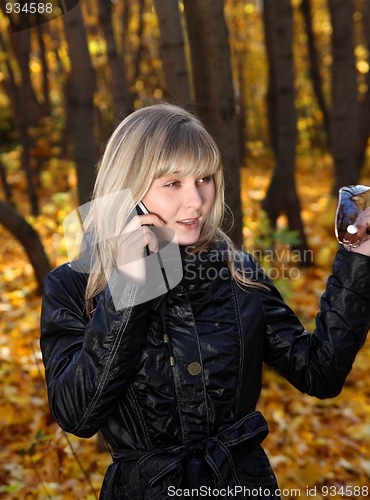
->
[5, 1, 54, 15]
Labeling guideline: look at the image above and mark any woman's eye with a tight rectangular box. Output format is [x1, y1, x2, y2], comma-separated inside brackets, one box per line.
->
[197, 175, 212, 184]
[165, 181, 181, 188]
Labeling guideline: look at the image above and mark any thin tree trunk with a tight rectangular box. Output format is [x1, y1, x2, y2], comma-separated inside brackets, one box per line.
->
[133, 0, 146, 82]
[0, 158, 13, 204]
[263, 4, 278, 157]
[0, 30, 39, 215]
[355, 0, 370, 174]
[8, 14, 42, 124]
[36, 23, 51, 116]
[98, 0, 133, 121]
[46, 20, 70, 160]
[236, 50, 248, 165]
[328, 0, 358, 193]
[262, 0, 310, 259]
[153, 0, 192, 107]
[0, 201, 51, 291]
[121, 0, 130, 57]
[183, 0, 242, 247]
[301, 0, 330, 141]
[63, 3, 97, 204]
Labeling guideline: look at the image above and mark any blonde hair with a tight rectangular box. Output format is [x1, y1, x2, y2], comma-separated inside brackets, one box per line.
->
[82, 103, 259, 314]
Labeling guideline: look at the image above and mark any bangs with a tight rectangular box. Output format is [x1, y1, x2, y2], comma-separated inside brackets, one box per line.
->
[153, 123, 221, 179]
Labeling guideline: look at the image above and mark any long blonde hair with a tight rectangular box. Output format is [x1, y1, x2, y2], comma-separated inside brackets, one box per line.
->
[82, 103, 259, 314]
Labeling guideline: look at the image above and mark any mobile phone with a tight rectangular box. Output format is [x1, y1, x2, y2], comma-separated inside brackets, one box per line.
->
[127, 201, 150, 223]
[136, 201, 150, 216]
[133, 201, 171, 290]
[128, 201, 151, 256]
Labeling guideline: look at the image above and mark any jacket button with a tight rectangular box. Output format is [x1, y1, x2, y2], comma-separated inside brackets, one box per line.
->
[188, 362, 202, 376]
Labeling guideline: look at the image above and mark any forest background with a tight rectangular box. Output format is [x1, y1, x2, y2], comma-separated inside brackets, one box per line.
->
[0, 0, 370, 498]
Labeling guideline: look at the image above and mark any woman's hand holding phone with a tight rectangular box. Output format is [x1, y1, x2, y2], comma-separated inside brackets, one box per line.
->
[335, 185, 370, 256]
[115, 212, 165, 283]
[350, 207, 370, 256]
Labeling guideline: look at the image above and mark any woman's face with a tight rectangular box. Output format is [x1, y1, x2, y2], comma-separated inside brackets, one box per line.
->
[142, 171, 216, 246]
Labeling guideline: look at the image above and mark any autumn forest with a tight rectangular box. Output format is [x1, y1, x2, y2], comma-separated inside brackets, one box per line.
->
[0, 0, 370, 498]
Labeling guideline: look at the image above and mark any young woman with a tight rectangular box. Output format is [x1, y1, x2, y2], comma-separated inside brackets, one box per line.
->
[40, 104, 370, 499]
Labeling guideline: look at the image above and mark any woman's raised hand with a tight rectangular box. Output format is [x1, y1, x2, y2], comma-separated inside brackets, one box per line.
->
[351, 207, 370, 257]
[116, 213, 165, 283]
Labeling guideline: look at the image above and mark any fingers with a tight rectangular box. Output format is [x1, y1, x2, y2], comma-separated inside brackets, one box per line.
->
[361, 206, 370, 225]
[138, 213, 165, 227]
[115, 230, 154, 283]
[115, 212, 167, 274]
[346, 207, 370, 256]
[354, 208, 369, 227]
[143, 226, 159, 253]
[351, 238, 370, 256]
[117, 226, 158, 265]
[118, 226, 157, 251]
[124, 213, 165, 232]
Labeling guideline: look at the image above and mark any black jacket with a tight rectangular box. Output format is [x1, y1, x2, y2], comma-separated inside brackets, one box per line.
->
[40, 245, 370, 499]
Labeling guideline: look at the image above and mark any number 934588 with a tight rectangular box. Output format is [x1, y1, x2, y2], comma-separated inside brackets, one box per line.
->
[5, 2, 53, 15]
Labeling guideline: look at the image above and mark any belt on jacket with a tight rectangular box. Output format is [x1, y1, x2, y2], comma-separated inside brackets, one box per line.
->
[112, 410, 269, 488]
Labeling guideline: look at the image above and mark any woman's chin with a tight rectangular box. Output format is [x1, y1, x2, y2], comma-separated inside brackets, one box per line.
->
[176, 234, 201, 247]
[172, 223, 204, 247]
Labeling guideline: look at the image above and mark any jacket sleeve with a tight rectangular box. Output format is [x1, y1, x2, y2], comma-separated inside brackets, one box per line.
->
[259, 247, 370, 398]
[40, 265, 153, 437]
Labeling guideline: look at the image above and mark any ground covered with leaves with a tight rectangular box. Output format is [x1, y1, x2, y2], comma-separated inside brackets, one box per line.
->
[0, 156, 370, 499]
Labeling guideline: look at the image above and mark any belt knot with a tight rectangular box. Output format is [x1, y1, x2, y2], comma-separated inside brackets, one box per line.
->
[112, 410, 269, 488]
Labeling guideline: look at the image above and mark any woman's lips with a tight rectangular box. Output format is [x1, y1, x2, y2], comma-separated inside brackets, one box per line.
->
[176, 218, 200, 230]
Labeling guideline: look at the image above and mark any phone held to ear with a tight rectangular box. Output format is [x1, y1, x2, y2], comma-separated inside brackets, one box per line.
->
[127, 200, 150, 222]
[128, 200, 172, 291]
[127, 201, 151, 256]
[136, 201, 150, 216]
[126, 200, 149, 224]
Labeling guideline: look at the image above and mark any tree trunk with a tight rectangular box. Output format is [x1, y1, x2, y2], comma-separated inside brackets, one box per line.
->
[301, 0, 331, 142]
[121, 0, 131, 58]
[63, 3, 97, 205]
[236, 51, 248, 166]
[8, 14, 43, 125]
[183, 0, 242, 247]
[36, 23, 51, 116]
[98, 0, 133, 121]
[328, 0, 358, 193]
[262, 0, 310, 259]
[45, 21, 70, 160]
[0, 201, 51, 292]
[263, 2, 278, 157]
[0, 30, 39, 216]
[133, 0, 146, 82]
[153, 0, 192, 107]
[355, 0, 370, 174]
[0, 158, 13, 204]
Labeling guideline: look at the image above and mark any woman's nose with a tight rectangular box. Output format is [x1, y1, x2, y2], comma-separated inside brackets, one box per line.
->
[184, 185, 203, 208]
